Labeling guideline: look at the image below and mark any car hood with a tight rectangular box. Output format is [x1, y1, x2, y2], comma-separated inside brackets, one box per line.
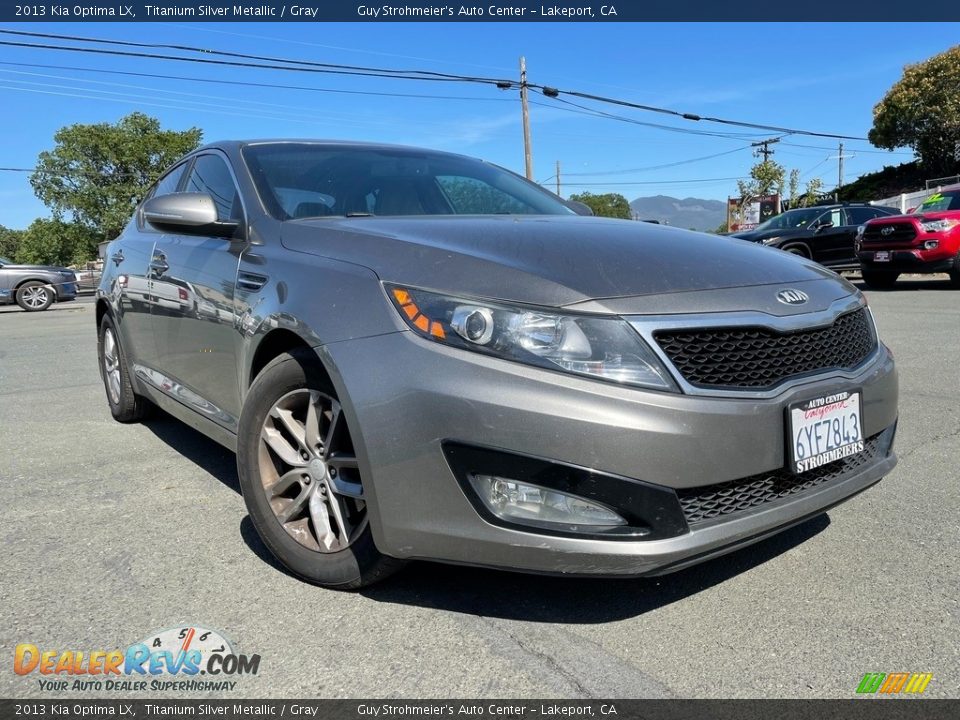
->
[280, 215, 842, 308]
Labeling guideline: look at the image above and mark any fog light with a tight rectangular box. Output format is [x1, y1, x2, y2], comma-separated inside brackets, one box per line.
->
[923, 240, 939, 250]
[469, 474, 626, 527]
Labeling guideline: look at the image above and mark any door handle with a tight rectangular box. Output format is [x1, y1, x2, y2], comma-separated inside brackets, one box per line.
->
[111, 250, 124, 266]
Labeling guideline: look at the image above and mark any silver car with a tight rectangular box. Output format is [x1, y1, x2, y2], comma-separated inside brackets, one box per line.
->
[96, 141, 898, 588]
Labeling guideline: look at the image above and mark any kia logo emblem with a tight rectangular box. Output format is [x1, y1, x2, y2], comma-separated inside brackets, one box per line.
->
[777, 289, 809, 305]
[881, 226, 895, 235]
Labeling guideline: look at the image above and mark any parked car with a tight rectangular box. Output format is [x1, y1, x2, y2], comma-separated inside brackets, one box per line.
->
[857, 185, 960, 288]
[0, 256, 77, 311]
[71, 261, 103, 292]
[731, 203, 900, 270]
[95, 141, 898, 589]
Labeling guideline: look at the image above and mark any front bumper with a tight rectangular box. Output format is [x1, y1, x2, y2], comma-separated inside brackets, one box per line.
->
[859, 249, 956, 274]
[323, 329, 898, 576]
[57, 281, 78, 300]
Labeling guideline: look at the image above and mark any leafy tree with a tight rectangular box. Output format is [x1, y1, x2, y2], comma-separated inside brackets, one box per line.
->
[0, 224, 23, 260]
[15, 218, 103, 266]
[787, 168, 801, 207]
[869, 45, 960, 176]
[30, 112, 202, 241]
[737, 159, 786, 204]
[714, 221, 729, 234]
[804, 179, 825, 207]
[568, 192, 632, 219]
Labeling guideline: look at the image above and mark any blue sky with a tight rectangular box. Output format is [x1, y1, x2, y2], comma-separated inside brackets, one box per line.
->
[0, 21, 957, 229]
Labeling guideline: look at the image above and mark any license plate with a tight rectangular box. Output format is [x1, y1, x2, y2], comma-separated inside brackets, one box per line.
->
[873, 251, 890, 262]
[788, 391, 864, 474]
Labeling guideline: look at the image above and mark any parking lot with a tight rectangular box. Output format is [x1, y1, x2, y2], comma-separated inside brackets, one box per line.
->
[1, 278, 958, 699]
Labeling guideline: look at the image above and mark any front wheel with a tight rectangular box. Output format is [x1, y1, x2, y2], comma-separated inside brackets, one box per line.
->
[98, 315, 149, 422]
[16, 281, 54, 311]
[861, 269, 899, 289]
[236, 350, 404, 589]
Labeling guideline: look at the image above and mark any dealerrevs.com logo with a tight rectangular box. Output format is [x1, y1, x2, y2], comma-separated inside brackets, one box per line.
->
[856, 672, 933, 695]
[14, 625, 260, 692]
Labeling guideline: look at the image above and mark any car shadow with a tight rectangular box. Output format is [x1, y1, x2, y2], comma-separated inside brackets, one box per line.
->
[140, 409, 832, 622]
[358, 514, 830, 623]
[142, 411, 240, 495]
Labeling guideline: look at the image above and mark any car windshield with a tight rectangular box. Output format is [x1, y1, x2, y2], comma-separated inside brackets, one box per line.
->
[915, 190, 960, 213]
[242, 143, 575, 219]
[753, 208, 825, 231]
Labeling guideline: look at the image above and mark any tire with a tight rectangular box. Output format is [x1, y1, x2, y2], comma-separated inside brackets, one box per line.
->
[97, 314, 149, 423]
[861, 269, 899, 289]
[16, 281, 54, 311]
[781, 244, 810, 259]
[949, 253, 960, 288]
[237, 349, 404, 589]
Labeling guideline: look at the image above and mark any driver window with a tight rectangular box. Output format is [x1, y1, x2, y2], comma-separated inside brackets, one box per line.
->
[152, 162, 188, 199]
[185, 155, 241, 222]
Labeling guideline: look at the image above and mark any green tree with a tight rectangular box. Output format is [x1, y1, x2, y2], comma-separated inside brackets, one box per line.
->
[787, 168, 801, 207]
[801, 179, 825, 207]
[0, 224, 23, 260]
[568, 192, 632, 219]
[30, 112, 202, 241]
[737, 159, 786, 204]
[15, 218, 102, 266]
[869, 45, 960, 176]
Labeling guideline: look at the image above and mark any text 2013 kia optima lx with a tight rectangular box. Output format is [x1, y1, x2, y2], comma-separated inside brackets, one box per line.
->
[95, 141, 898, 588]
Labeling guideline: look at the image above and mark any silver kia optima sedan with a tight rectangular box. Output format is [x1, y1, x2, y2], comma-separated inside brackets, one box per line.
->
[96, 141, 898, 588]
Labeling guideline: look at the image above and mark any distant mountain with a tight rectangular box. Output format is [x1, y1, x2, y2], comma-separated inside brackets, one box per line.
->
[629, 195, 726, 231]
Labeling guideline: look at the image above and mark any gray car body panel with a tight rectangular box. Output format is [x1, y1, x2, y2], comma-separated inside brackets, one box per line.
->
[97, 139, 899, 577]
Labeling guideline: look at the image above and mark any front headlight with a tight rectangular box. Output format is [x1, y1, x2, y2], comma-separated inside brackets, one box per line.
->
[919, 218, 958, 233]
[386, 284, 677, 392]
[761, 236, 781, 246]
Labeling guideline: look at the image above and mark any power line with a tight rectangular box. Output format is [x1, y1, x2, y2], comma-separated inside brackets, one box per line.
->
[560, 147, 751, 177]
[0, 29, 511, 84]
[536, 86, 867, 141]
[0, 29, 872, 143]
[532, 98, 766, 141]
[0, 61, 514, 103]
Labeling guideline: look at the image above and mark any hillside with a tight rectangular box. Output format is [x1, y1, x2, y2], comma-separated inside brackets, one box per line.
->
[629, 195, 726, 231]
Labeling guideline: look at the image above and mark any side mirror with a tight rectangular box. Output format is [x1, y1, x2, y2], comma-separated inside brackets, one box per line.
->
[814, 221, 834, 233]
[564, 199, 594, 216]
[143, 193, 240, 239]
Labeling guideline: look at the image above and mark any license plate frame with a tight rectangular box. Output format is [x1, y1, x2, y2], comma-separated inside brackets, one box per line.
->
[787, 391, 864, 475]
[873, 251, 891, 262]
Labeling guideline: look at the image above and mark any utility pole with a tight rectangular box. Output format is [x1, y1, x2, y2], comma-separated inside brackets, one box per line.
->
[520, 56, 533, 180]
[838, 142, 844, 193]
[555, 160, 560, 196]
[751, 137, 780, 162]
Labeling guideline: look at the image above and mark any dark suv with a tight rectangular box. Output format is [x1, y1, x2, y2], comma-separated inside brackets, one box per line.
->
[731, 204, 899, 270]
[0, 256, 78, 311]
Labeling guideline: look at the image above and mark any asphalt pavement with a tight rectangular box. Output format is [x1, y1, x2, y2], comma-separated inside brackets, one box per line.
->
[1, 279, 957, 699]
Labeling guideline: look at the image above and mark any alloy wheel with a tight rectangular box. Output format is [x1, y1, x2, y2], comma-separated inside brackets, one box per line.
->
[22, 286, 50, 309]
[257, 389, 366, 553]
[102, 327, 122, 405]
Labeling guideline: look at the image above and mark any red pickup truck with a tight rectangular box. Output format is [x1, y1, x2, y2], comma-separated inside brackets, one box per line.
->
[857, 185, 960, 288]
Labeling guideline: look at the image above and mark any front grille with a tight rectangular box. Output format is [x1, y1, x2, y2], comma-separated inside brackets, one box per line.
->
[862, 222, 916, 245]
[678, 431, 888, 525]
[653, 308, 876, 390]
